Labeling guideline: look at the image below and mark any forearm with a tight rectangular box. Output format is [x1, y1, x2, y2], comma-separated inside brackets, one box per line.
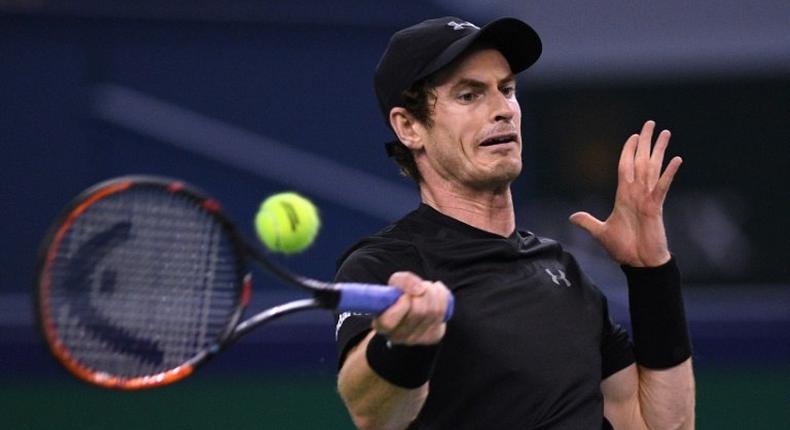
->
[638, 359, 695, 429]
[338, 332, 428, 430]
[603, 360, 695, 430]
[626, 257, 695, 428]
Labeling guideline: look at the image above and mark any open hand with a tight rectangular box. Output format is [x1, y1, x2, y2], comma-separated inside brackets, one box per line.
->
[569, 120, 682, 267]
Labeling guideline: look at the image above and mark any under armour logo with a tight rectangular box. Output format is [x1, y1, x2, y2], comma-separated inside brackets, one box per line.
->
[545, 268, 571, 287]
[447, 20, 479, 31]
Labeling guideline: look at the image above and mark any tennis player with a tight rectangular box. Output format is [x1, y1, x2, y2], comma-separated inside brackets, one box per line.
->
[335, 17, 694, 429]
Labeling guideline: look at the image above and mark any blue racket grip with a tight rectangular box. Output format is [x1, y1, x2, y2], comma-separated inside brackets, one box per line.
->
[335, 283, 454, 321]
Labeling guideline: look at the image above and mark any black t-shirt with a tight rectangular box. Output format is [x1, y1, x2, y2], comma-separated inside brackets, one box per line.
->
[335, 204, 634, 429]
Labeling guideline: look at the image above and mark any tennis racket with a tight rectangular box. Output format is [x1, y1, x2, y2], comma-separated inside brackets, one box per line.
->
[35, 175, 454, 390]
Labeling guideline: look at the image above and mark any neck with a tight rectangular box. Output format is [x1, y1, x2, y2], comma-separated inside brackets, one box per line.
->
[419, 181, 516, 237]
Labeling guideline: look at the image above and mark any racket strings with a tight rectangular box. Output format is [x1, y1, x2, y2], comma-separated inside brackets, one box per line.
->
[44, 187, 242, 379]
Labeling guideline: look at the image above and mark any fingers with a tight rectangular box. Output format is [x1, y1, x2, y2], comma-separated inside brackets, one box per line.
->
[388, 283, 447, 344]
[635, 121, 655, 185]
[372, 290, 410, 331]
[618, 134, 639, 183]
[625, 121, 675, 191]
[636, 120, 655, 162]
[650, 129, 671, 167]
[647, 129, 670, 188]
[373, 272, 450, 345]
[655, 156, 683, 198]
[388, 271, 427, 296]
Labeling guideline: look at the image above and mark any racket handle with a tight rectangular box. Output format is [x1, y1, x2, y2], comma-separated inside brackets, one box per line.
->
[336, 283, 454, 321]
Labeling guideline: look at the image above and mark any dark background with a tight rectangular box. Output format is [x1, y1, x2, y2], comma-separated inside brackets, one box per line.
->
[2, 1, 788, 428]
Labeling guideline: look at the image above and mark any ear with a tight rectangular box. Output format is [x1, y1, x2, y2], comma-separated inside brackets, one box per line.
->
[389, 107, 425, 150]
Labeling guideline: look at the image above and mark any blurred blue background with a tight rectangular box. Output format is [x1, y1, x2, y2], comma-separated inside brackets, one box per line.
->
[2, 1, 789, 428]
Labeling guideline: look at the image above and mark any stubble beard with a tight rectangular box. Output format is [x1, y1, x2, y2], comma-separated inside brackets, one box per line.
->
[466, 156, 522, 192]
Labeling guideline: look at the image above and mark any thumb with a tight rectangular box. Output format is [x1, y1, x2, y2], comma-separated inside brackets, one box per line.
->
[569, 212, 603, 237]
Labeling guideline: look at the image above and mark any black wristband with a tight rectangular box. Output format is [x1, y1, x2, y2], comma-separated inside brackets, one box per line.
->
[623, 257, 692, 369]
[365, 333, 441, 389]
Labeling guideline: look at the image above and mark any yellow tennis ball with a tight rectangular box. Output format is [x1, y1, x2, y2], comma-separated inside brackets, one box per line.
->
[255, 192, 320, 254]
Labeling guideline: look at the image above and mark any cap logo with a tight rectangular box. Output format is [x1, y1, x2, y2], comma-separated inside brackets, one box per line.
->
[447, 20, 479, 31]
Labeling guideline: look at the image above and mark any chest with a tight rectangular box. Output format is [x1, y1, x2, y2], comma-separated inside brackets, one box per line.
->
[446, 258, 602, 366]
[421, 242, 605, 389]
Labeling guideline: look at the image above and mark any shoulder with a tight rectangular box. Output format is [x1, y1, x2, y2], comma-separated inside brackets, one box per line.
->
[335, 213, 425, 283]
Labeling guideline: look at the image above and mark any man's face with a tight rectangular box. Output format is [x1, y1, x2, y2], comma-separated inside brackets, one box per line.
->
[419, 48, 522, 191]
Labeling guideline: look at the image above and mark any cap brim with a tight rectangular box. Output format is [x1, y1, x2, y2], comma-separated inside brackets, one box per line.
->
[418, 17, 542, 81]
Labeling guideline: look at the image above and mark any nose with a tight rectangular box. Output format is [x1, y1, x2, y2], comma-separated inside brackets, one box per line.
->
[491, 92, 516, 123]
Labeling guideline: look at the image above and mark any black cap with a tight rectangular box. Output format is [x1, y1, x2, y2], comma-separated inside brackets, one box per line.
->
[374, 16, 542, 123]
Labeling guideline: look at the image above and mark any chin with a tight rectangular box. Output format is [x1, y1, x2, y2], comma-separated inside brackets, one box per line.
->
[491, 171, 520, 187]
[473, 162, 521, 189]
[496, 159, 522, 181]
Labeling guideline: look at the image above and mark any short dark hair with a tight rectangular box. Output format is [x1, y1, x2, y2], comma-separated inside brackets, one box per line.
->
[388, 42, 492, 183]
[387, 77, 437, 183]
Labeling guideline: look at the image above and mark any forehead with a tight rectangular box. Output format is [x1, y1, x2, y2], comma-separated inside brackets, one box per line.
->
[440, 48, 514, 85]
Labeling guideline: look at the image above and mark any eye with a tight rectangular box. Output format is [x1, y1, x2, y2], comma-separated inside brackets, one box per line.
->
[457, 91, 479, 103]
[501, 84, 516, 98]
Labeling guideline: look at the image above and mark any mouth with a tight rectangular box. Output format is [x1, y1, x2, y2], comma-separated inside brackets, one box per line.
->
[479, 133, 519, 147]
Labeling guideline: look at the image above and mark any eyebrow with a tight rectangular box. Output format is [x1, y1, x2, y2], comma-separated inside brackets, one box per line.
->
[449, 74, 517, 92]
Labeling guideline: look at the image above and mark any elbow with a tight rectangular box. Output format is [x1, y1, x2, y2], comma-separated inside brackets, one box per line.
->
[350, 413, 409, 430]
[671, 402, 696, 430]
[350, 414, 373, 430]
[649, 414, 694, 430]
[643, 396, 696, 430]
[343, 394, 423, 430]
[644, 396, 695, 430]
[351, 415, 382, 430]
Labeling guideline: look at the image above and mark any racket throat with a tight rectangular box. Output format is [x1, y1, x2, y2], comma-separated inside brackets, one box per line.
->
[229, 298, 324, 341]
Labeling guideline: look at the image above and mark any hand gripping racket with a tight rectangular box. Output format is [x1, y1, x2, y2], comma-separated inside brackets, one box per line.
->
[35, 176, 454, 390]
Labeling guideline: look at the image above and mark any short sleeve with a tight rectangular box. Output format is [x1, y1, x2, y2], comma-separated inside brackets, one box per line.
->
[333, 244, 422, 369]
[600, 296, 635, 379]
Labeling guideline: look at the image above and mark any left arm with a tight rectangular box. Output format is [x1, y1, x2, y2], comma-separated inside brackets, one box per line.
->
[570, 120, 695, 429]
[602, 361, 695, 430]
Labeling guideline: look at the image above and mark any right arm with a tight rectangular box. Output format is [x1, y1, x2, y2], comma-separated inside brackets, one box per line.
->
[337, 272, 451, 430]
[338, 332, 430, 430]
